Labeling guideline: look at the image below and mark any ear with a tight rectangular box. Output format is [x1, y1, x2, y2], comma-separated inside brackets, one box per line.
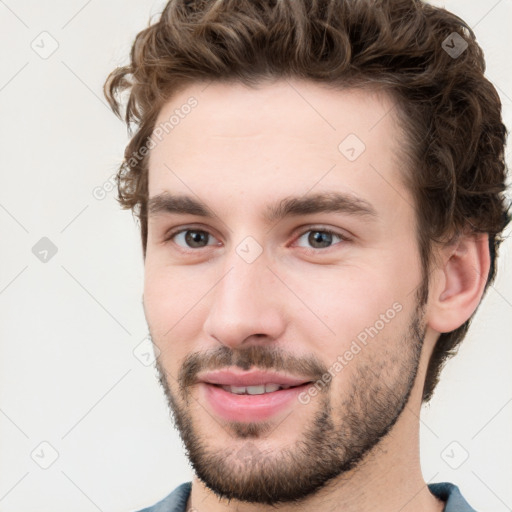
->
[427, 233, 490, 334]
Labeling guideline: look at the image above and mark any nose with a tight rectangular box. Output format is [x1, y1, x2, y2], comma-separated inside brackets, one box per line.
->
[202, 249, 287, 350]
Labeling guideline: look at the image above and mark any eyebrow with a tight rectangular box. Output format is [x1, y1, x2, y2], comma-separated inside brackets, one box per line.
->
[147, 191, 377, 223]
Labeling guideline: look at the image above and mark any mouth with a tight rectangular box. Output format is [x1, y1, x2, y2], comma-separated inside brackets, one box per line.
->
[195, 369, 316, 422]
[197, 368, 313, 388]
[198, 373, 314, 422]
[210, 382, 310, 395]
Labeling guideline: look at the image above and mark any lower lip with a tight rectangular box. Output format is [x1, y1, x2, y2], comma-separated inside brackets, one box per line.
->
[201, 383, 311, 422]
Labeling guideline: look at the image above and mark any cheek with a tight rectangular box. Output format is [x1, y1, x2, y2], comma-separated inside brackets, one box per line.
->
[143, 262, 208, 345]
[287, 265, 414, 382]
[291, 265, 403, 332]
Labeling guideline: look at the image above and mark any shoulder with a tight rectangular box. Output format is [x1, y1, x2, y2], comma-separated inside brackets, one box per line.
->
[135, 482, 192, 512]
[136, 481, 478, 512]
[428, 482, 478, 512]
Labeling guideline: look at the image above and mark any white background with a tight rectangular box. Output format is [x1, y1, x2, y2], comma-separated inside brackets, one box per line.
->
[0, 1, 510, 511]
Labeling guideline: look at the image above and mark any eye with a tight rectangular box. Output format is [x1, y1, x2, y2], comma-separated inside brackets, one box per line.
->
[165, 228, 220, 250]
[164, 225, 349, 253]
[294, 227, 348, 250]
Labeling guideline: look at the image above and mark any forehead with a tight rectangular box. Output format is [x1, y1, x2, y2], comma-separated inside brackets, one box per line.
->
[147, 79, 412, 221]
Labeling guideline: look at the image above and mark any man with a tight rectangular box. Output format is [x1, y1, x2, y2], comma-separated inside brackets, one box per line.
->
[104, 0, 509, 510]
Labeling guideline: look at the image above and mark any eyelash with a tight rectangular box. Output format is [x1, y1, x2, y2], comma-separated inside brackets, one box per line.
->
[163, 225, 350, 253]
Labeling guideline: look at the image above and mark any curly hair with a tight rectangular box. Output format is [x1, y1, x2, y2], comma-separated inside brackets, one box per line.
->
[104, 0, 509, 402]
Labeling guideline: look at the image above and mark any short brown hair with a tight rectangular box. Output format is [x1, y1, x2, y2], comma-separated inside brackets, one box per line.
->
[104, 0, 509, 402]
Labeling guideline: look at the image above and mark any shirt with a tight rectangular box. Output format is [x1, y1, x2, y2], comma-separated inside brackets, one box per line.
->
[136, 481, 478, 512]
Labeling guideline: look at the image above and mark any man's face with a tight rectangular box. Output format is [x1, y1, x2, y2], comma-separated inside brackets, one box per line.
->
[143, 80, 428, 504]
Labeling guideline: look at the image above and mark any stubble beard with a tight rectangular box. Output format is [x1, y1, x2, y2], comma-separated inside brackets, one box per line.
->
[154, 301, 427, 505]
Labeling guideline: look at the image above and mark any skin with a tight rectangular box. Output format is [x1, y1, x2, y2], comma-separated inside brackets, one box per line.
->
[142, 79, 489, 512]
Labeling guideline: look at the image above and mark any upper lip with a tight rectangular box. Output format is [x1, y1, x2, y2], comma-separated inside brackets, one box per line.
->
[198, 370, 312, 387]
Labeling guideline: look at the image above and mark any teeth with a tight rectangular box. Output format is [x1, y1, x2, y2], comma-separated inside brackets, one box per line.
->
[220, 383, 287, 395]
[230, 385, 247, 394]
[247, 385, 266, 395]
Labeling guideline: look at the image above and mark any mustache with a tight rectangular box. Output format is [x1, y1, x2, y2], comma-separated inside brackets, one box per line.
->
[178, 344, 328, 391]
